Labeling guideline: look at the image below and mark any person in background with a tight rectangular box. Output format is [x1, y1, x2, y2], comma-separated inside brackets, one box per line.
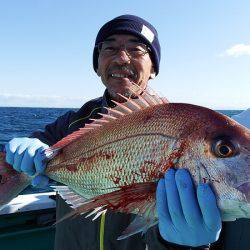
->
[5, 15, 249, 250]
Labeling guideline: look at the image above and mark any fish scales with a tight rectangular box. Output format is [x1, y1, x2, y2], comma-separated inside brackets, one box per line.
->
[46, 129, 175, 198]
[45, 104, 195, 195]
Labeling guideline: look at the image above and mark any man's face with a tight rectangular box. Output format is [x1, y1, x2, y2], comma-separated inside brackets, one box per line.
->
[97, 34, 155, 102]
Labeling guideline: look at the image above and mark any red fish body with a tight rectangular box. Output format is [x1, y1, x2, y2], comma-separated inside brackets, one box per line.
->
[0, 94, 249, 237]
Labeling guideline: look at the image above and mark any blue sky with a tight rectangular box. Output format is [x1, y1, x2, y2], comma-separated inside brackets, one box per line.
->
[0, 0, 249, 109]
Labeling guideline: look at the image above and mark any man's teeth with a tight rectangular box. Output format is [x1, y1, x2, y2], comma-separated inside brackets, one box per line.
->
[111, 73, 130, 78]
[111, 70, 135, 78]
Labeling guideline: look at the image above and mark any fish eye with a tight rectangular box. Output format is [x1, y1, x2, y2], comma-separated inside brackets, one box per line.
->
[212, 139, 237, 158]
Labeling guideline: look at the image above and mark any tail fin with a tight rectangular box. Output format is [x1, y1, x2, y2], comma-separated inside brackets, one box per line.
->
[0, 144, 31, 210]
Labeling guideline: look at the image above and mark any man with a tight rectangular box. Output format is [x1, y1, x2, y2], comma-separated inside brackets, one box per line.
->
[6, 15, 243, 250]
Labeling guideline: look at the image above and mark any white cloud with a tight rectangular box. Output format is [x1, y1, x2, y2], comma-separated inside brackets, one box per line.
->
[220, 43, 250, 57]
[0, 93, 86, 108]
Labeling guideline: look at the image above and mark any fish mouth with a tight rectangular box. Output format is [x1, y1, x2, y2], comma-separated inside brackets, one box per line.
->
[237, 182, 250, 202]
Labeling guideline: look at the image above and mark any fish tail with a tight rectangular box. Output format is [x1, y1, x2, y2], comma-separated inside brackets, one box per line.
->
[0, 144, 31, 210]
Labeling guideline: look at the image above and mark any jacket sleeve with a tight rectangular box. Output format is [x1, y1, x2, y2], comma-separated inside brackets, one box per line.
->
[30, 111, 74, 146]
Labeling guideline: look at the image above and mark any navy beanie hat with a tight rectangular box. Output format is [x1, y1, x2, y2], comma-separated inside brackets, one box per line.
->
[93, 14, 161, 75]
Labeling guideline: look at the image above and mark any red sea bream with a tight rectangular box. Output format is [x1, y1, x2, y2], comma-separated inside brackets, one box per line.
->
[0, 92, 249, 238]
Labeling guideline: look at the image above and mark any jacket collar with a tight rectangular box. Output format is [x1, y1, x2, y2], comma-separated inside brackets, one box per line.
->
[101, 89, 116, 109]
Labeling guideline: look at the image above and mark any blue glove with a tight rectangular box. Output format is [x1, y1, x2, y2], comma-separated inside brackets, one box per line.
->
[5, 137, 49, 188]
[156, 168, 221, 247]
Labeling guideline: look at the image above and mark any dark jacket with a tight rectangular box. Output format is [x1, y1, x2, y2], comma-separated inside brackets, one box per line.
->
[31, 91, 250, 250]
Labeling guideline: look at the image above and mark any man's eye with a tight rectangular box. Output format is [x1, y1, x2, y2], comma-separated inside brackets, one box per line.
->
[103, 46, 116, 51]
[128, 46, 145, 53]
[130, 47, 142, 52]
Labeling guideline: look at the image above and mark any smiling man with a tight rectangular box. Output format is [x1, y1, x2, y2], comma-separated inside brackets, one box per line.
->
[5, 15, 225, 250]
[93, 15, 160, 104]
[95, 34, 156, 102]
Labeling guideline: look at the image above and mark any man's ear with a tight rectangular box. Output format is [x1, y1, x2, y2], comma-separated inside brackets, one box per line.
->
[149, 66, 156, 79]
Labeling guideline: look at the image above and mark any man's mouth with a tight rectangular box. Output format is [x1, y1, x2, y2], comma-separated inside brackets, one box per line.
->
[108, 66, 137, 81]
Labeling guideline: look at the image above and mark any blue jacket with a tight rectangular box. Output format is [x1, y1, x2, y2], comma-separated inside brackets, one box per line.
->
[31, 90, 249, 250]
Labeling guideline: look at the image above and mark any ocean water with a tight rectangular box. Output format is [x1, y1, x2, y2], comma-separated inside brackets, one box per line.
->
[0, 107, 243, 145]
[0, 107, 76, 144]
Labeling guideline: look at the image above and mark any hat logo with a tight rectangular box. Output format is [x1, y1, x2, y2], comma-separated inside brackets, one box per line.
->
[141, 25, 154, 43]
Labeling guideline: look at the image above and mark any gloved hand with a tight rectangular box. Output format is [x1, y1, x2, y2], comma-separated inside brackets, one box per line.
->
[156, 168, 221, 247]
[5, 137, 49, 188]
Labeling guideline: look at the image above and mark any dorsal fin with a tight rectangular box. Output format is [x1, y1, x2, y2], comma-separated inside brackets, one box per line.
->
[117, 94, 143, 110]
[109, 87, 168, 115]
[98, 113, 118, 120]
[111, 100, 134, 114]
[89, 118, 110, 124]
[47, 88, 167, 154]
[145, 86, 169, 104]
[105, 107, 125, 119]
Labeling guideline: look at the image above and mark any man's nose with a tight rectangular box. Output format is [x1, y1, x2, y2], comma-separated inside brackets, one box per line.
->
[112, 49, 131, 64]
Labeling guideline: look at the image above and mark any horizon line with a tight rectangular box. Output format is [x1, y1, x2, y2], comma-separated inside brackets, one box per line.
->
[0, 105, 245, 111]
